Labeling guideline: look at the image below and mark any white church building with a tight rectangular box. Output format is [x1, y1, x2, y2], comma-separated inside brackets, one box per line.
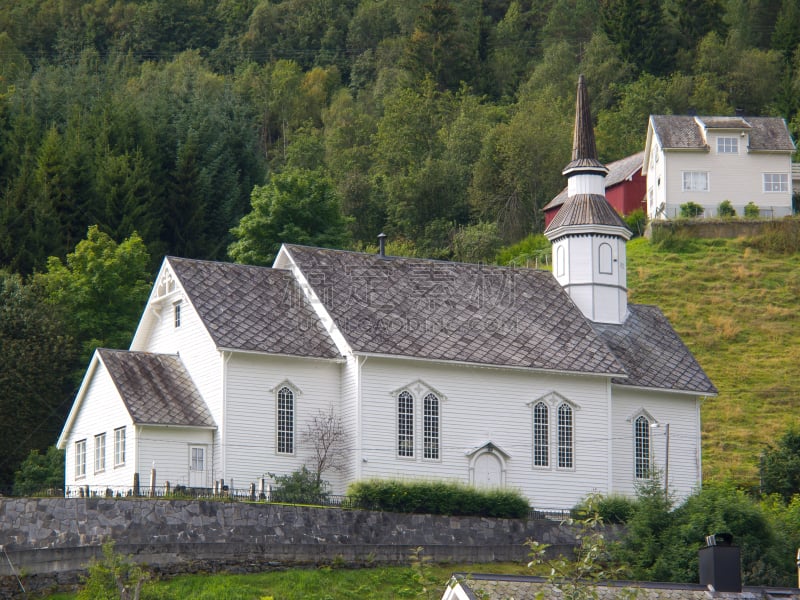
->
[57, 77, 715, 510]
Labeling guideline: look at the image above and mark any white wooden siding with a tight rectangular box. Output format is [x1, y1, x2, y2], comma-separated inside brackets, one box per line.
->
[358, 357, 612, 509]
[338, 354, 360, 489]
[62, 362, 136, 491]
[610, 386, 701, 502]
[648, 143, 792, 219]
[136, 426, 214, 488]
[222, 353, 343, 494]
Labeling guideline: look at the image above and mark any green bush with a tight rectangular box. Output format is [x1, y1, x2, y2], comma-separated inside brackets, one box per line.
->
[679, 202, 704, 218]
[347, 479, 530, 518]
[573, 493, 636, 524]
[13, 446, 64, 496]
[623, 209, 647, 237]
[744, 201, 760, 218]
[270, 466, 330, 505]
[718, 200, 736, 217]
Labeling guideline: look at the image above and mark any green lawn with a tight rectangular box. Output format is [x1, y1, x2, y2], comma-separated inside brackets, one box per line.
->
[626, 236, 800, 485]
[45, 562, 534, 599]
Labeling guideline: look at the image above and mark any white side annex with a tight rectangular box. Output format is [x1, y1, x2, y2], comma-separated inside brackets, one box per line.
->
[58, 77, 716, 510]
[643, 115, 795, 220]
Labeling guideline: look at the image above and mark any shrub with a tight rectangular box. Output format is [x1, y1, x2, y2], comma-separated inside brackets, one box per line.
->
[573, 493, 636, 524]
[623, 208, 647, 237]
[744, 201, 760, 218]
[13, 446, 64, 496]
[347, 479, 529, 518]
[679, 202, 704, 218]
[270, 466, 330, 505]
[718, 200, 736, 217]
[78, 541, 149, 600]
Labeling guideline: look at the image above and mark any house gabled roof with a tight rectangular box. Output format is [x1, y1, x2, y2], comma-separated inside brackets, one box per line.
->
[544, 151, 645, 213]
[98, 349, 216, 427]
[281, 244, 627, 375]
[167, 257, 341, 359]
[649, 115, 795, 151]
[592, 305, 717, 395]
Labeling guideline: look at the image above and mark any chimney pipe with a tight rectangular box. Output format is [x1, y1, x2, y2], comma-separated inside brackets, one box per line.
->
[699, 533, 741, 592]
[377, 233, 387, 257]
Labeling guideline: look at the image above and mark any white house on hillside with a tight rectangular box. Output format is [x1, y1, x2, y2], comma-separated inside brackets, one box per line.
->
[57, 78, 716, 510]
[643, 115, 795, 220]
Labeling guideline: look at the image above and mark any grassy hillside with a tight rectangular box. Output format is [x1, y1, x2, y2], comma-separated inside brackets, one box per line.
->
[626, 236, 800, 486]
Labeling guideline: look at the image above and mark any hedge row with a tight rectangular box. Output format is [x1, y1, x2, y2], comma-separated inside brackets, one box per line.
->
[347, 479, 530, 519]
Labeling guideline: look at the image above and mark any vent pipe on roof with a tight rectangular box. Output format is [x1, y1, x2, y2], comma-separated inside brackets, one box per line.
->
[377, 233, 387, 257]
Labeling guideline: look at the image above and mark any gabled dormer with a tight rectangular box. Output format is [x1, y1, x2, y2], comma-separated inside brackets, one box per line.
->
[544, 75, 631, 325]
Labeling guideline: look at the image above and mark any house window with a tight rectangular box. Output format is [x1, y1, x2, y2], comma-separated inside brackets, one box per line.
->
[94, 433, 106, 473]
[763, 173, 788, 192]
[717, 137, 738, 153]
[635, 416, 651, 479]
[114, 427, 126, 466]
[682, 171, 709, 192]
[423, 393, 440, 460]
[173, 302, 181, 328]
[75, 439, 86, 478]
[277, 386, 294, 454]
[557, 404, 573, 469]
[191, 447, 205, 471]
[398, 391, 414, 457]
[533, 402, 549, 468]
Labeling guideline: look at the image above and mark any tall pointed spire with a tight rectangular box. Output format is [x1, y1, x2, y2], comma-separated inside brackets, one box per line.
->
[562, 74, 608, 177]
[544, 75, 631, 325]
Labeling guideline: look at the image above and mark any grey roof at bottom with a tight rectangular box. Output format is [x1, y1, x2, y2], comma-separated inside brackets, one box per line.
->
[99, 349, 216, 427]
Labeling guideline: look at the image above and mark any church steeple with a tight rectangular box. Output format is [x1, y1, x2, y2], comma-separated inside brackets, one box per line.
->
[544, 75, 631, 325]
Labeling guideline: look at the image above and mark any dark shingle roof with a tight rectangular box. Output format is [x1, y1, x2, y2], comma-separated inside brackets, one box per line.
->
[545, 193, 629, 232]
[592, 305, 717, 394]
[545, 151, 645, 212]
[283, 245, 626, 375]
[168, 257, 340, 359]
[99, 349, 216, 427]
[563, 75, 607, 175]
[651, 115, 795, 151]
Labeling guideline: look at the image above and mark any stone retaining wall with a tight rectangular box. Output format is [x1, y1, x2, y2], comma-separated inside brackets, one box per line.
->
[0, 498, 577, 598]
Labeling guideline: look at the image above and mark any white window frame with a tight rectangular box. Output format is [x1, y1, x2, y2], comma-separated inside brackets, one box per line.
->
[276, 386, 295, 455]
[94, 433, 106, 473]
[717, 137, 738, 154]
[634, 416, 652, 479]
[532, 401, 549, 468]
[190, 446, 205, 471]
[682, 171, 709, 192]
[763, 173, 788, 193]
[397, 390, 415, 458]
[75, 439, 87, 478]
[557, 403, 574, 470]
[114, 427, 126, 467]
[173, 301, 182, 328]
[422, 392, 440, 461]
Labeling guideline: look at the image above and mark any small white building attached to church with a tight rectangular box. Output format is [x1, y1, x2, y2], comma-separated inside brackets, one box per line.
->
[57, 78, 716, 510]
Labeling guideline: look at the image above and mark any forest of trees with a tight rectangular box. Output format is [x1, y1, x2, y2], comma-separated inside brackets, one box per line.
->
[1, 0, 800, 490]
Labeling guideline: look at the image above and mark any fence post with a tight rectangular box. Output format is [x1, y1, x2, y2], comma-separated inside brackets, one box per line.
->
[149, 466, 156, 498]
[133, 472, 140, 496]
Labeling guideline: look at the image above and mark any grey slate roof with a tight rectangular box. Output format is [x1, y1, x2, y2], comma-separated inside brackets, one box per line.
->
[450, 573, 798, 599]
[98, 349, 216, 427]
[167, 257, 340, 359]
[593, 305, 717, 394]
[544, 151, 645, 212]
[651, 115, 795, 151]
[283, 244, 626, 375]
[562, 75, 608, 175]
[545, 193, 629, 232]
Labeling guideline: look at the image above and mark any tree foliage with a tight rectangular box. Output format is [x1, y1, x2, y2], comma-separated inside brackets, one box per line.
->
[13, 445, 64, 496]
[760, 428, 800, 502]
